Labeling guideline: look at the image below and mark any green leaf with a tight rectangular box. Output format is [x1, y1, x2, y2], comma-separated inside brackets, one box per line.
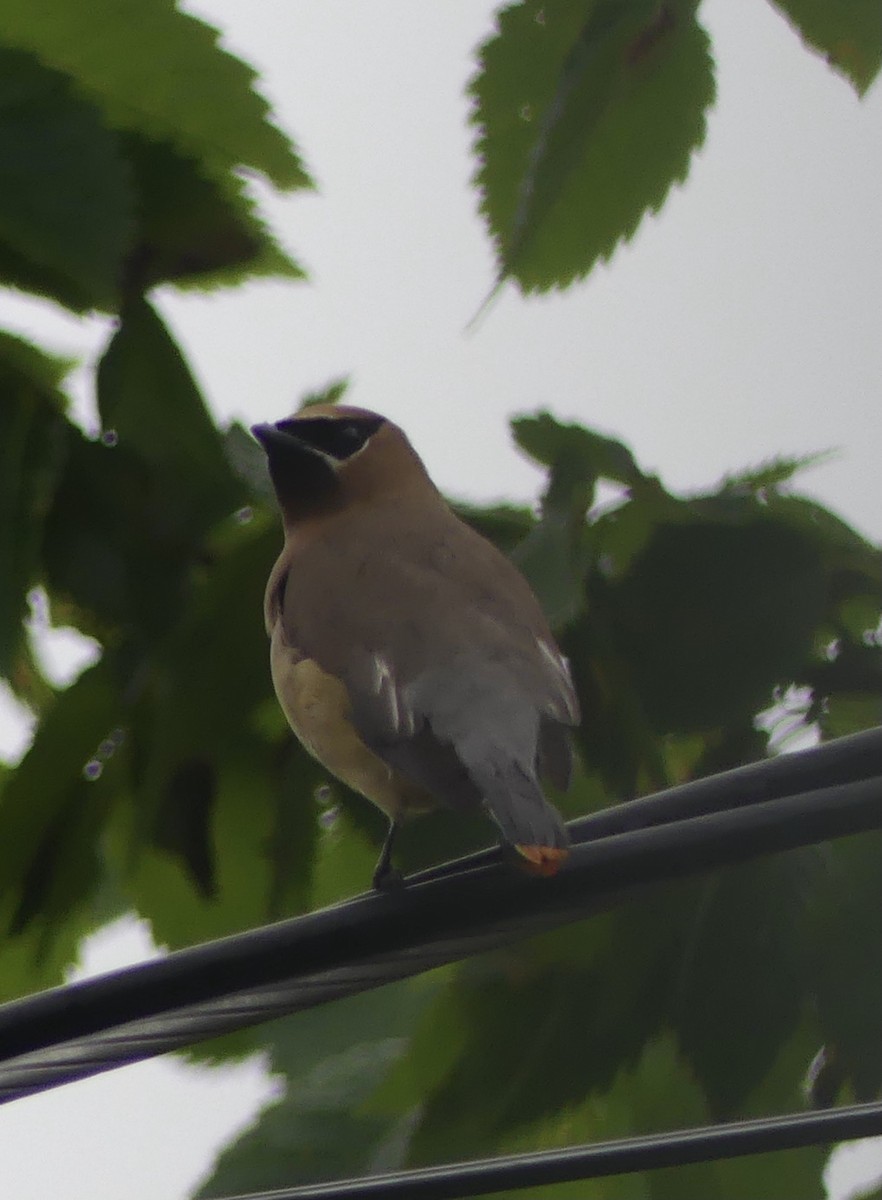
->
[592, 480, 683, 579]
[0, 0, 310, 190]
[0, 661, 118, 897]
[266, 980, 439, 1091]
[309, 804, 386, 911]
[770, 0, 882, 95]
[0, 885, 106, 1004]
[821, 693, 882, 739]
[562, 586, 671, 796]
[97, 297, 245, 534]
[194, 1050, 395, 1196]
[41, 372, 241, 643]
[721, 450, 836, 496]
[813, 832, 882, 1101]
[0, 334, 70, 681]
[387, 872, 830, 1184]
[708, 1023, 828, 1199]
[0, 48, 134, 310]
[300, 378, 351, 409]
[514, 513, 590, 629]
[0, 40, 303, 308]
[5, 762, 119, 938]
[837, 593, 882, 644]
[512, 411, 644, 488]
[401, 905, 673, 1165]
[768, 494, 879, 573]
[195, 980, 436, 1195]
[119, 735, 319, 948]
[110, 517, 323, 944]
[493, 1033, 825, 1200]
[0, 328, 74, 390]
[510, 411, 640, 627]
[454, 502, 536, 558]
[0, 661, 122, 977]
[120, 133, 304, 293]
[471, 0, 714, 291]
[41, 428, 188, 639]
[138, 519, 278, 773]
[611, 517, 826, 733]
[672, 852, 825, 1116]
[264, 739, 326, 921]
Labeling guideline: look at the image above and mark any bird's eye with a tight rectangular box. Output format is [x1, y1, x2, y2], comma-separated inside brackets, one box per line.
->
[287, 414, 384, 460]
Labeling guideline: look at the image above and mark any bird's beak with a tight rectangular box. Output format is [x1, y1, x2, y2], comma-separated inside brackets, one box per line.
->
[252, 421, 328, 464]
[251, 422, 297, 452]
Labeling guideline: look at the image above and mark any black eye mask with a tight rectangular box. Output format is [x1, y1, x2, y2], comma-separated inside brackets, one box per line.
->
[277, 415, 385, 461]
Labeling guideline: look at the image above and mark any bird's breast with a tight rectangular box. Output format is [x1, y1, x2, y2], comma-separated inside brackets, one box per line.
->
[269, 632, 433, 822]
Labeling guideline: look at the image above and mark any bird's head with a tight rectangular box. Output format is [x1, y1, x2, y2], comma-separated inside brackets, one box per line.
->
[252, 405, 434, 525]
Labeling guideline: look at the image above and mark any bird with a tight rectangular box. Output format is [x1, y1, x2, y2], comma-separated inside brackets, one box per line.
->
[252, 405, 580, 889]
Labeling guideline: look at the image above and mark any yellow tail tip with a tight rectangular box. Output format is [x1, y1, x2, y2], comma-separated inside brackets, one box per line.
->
[515, 845, 569, 877]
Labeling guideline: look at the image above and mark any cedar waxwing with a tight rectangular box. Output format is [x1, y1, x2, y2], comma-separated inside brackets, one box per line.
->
[252, 406, 580, 889]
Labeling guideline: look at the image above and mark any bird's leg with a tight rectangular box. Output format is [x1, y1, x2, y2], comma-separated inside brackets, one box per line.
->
[372, 819, 404, 890]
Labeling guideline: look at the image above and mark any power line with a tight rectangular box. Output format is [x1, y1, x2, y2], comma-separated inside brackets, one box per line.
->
[209, 1101, 882, 1199]
[0, 729, 878, 1104]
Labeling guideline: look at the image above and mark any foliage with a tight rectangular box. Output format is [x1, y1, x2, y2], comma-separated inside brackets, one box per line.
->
[471, 0, 714, 295]
[0, 0, 308, 312]
[769, 0, 882, 97]
[469, 0, 879, 295]
[0, 1, 879, 1198]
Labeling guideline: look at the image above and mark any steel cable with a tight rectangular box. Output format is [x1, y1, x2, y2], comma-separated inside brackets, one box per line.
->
[208, 1101, 882, 1200]
[0, 729, 879, 1105]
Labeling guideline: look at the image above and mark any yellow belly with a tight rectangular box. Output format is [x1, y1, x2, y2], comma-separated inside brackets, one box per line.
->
[270, 638, 432, 821]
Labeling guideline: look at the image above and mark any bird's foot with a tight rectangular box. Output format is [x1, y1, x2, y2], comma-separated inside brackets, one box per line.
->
[372, 819, 404, 891]
[372, 863, 405, 891]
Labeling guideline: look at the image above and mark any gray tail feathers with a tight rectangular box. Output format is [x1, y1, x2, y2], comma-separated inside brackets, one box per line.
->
[474, 761, 570, 850]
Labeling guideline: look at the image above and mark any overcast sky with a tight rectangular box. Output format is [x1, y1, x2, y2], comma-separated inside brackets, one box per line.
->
[1, 1, 880, 1197]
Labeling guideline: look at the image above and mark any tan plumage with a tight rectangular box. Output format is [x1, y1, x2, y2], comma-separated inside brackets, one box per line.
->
[253, 405, 579, 887]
